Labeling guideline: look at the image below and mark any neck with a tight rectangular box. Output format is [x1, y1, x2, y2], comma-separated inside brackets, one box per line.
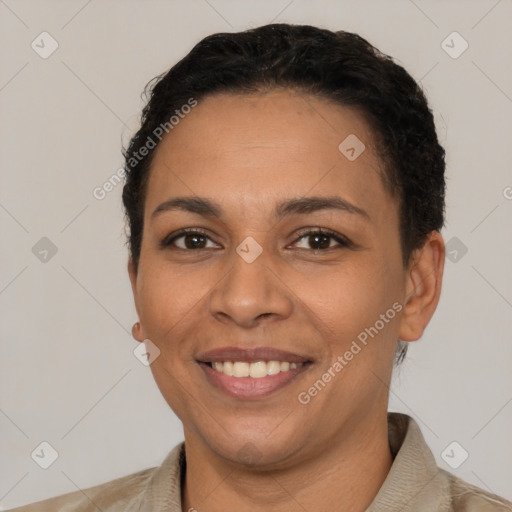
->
[181, 412, 393, 512]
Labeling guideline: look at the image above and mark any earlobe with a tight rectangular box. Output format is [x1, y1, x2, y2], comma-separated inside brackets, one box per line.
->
[398, 231, 445, 342]
[132, 321, 144, 343]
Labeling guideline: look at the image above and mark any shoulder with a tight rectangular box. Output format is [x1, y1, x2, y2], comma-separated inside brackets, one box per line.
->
[6, 442, 185, 512]
[370, 413, 512, 511]
[5, 466, 156, 512]
[442, 469, 512, 511]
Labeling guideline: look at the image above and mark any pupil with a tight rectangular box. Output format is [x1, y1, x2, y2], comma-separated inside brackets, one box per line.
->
[185, 234, 205, 249]
[310, 234, 329, 249]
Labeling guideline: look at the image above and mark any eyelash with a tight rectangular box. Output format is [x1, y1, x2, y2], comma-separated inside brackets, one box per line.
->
[160, 227, 352, 251]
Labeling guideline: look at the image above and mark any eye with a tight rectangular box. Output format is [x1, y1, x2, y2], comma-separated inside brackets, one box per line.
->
[291, 228, 351, 251]
[160, 229, 220, 250]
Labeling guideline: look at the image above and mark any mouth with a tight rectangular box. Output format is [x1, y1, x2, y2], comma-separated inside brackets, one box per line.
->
[196, 346, 313, 400]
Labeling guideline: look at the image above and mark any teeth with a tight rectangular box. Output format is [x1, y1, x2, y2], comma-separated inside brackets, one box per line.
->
[223, 361, 234, 376]
[233, 362, 250, 377]
[249, 361, 267, 378]
[267, 361, 281, 375]
[210, 360, 304, 378]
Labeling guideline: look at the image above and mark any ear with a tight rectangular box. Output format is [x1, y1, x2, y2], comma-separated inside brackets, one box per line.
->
[128, 257, 144, 342]
[398, 231, 445, 342]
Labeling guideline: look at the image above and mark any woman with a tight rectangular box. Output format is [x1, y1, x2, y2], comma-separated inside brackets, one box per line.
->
[9, 22, 512, 512]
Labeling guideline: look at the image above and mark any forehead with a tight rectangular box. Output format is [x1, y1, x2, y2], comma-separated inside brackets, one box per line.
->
[145, 90, 394, 225]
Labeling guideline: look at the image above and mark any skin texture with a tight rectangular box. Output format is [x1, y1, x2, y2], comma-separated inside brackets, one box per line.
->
[128, 89, 445, 511]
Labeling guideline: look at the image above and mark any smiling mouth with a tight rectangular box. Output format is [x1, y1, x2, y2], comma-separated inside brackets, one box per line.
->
[196, 346, 313, 399]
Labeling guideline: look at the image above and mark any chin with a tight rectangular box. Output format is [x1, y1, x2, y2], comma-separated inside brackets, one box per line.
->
[196, 421, 304, 469]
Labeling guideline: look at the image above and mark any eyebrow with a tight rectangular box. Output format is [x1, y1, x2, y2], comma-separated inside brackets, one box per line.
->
[151, 195, 370, 221]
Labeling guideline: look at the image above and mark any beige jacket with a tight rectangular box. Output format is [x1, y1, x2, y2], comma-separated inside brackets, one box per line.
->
[7, 413, 511, 511]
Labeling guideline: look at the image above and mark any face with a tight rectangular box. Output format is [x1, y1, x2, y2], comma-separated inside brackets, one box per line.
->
[129, 90, 423, 468]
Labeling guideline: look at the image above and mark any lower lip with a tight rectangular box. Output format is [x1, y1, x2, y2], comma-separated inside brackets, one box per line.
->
[198, 362, 311, 400]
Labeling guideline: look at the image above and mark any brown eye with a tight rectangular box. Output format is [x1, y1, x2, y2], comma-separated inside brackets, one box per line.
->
[308, 233, 331, 250]
[161, 229, 220, 250]
[293, 229, 351, 251]
[180, 233, 207, 249]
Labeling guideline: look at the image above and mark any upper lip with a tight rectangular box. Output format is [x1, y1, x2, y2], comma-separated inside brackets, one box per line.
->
[196, 346, 312, 364]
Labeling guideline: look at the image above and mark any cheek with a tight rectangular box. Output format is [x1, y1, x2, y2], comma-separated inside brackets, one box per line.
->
[302, 255, 401, 356]
[306, 259, 379, 323]
[137, 264, 211, 350]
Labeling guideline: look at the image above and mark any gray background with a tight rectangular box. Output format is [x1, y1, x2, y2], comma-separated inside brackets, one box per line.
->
[1, 0, 511, 508]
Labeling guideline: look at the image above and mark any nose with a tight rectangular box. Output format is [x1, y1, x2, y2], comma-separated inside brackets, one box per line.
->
[208, 246, 293, 328]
